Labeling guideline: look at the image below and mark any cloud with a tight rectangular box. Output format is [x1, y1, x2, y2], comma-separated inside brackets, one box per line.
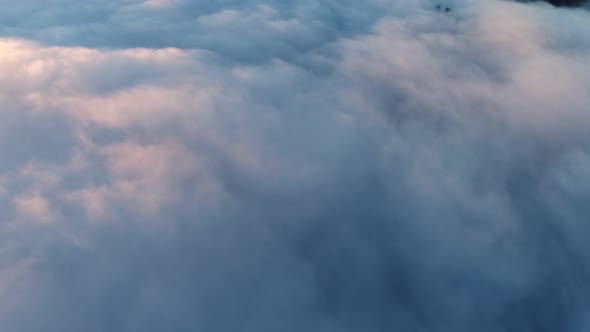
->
[0, 0, 589, 331]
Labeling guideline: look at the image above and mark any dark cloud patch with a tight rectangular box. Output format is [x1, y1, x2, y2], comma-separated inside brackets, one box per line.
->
[0, 107, 76, 172]
[530, 0, 588, 7]
[0, 0, 398, 66]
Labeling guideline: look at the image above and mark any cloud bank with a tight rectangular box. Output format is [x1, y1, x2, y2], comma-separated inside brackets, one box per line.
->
[0, 0, 590, 331]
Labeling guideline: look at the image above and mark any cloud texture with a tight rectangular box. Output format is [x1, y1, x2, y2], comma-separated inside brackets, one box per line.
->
[0, 0, 590, 331]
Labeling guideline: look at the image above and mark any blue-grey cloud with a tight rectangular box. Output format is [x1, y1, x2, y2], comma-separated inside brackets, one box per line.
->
[0, 1, 589, 331]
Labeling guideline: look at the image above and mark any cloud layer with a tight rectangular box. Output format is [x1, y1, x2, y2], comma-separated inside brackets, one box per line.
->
[0, 0, 590, 331]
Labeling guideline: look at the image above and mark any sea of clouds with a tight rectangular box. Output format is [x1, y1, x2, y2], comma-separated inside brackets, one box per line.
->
[0, 0, 589, 331]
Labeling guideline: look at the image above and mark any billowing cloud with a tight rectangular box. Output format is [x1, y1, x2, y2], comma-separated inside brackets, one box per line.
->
[0, 0, 589, 331]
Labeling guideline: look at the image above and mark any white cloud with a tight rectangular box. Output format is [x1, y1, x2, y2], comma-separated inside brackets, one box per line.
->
[14, 193, 58, 224]
[0, 0, 589, 331]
